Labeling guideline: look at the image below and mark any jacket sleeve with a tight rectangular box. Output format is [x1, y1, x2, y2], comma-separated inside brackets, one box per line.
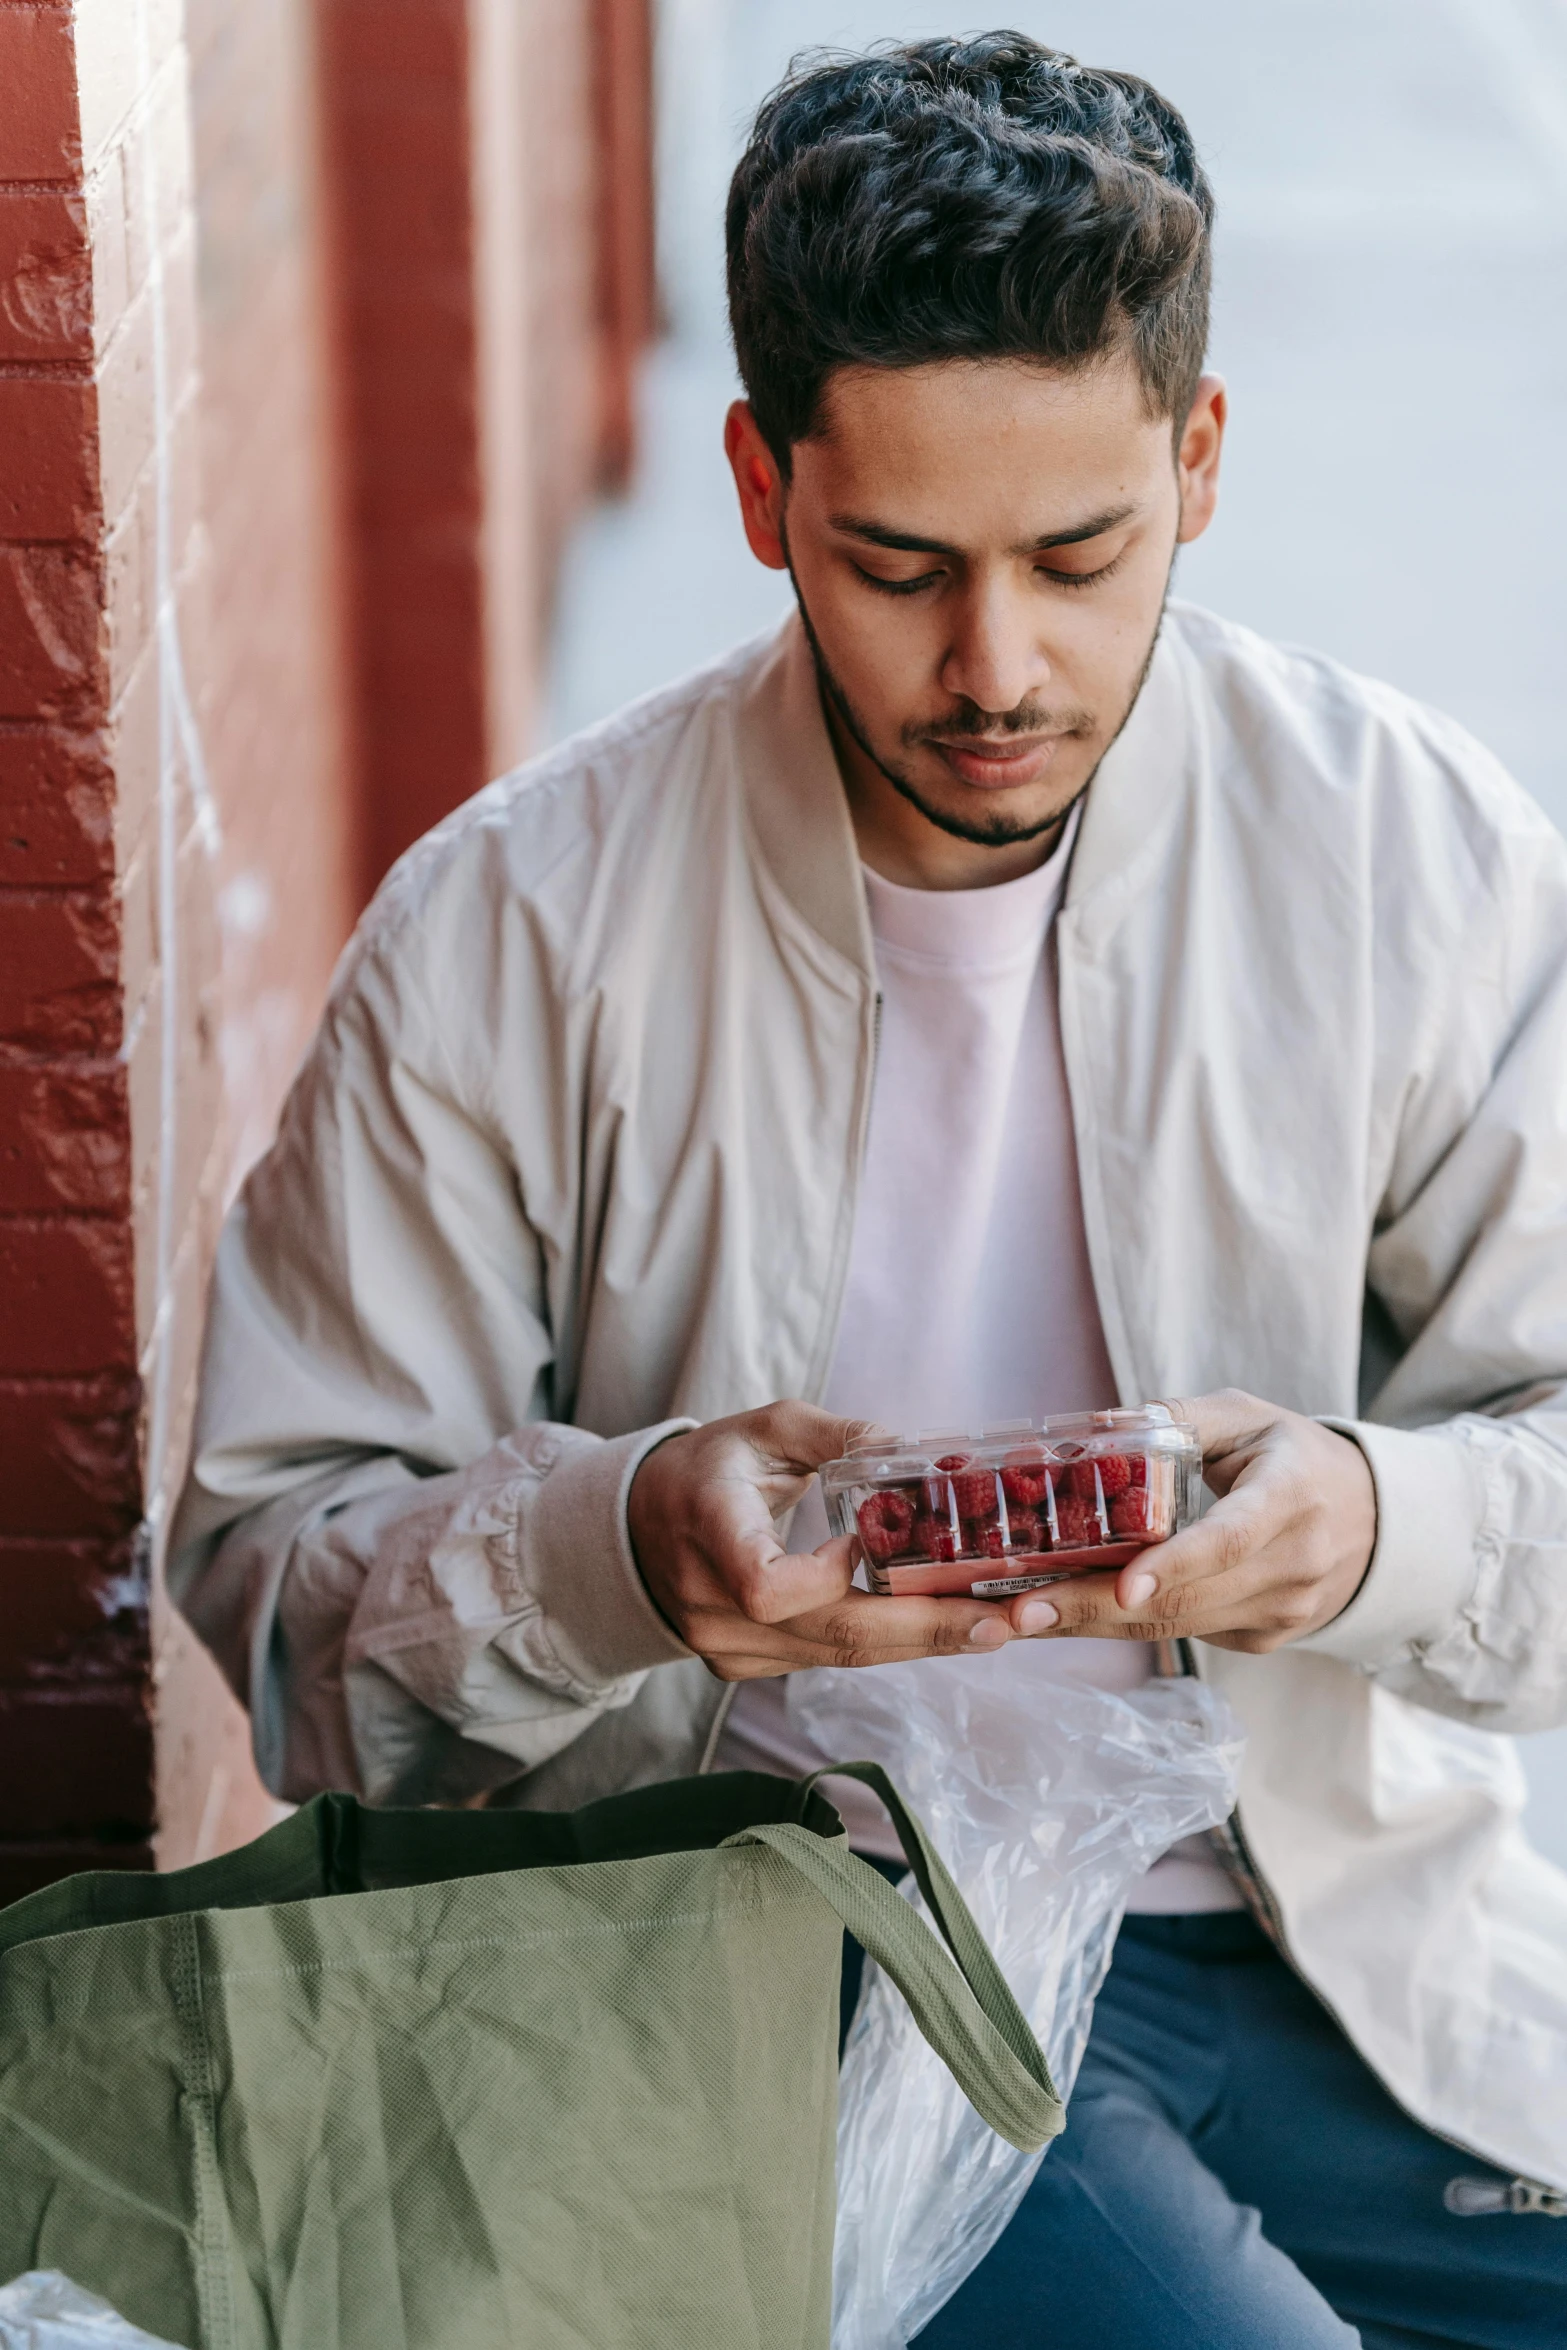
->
[1297, 756, 1567, 1733]
[169, 927, 692, 1807]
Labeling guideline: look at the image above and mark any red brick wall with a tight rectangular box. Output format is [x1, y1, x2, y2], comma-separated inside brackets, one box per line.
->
[0, 0, 655, 1890]
[0, 0, 179, 1897]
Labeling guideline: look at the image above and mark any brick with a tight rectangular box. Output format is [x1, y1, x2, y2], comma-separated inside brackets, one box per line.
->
[135, 1124, 219, 1394]
[163, 505, 210, 713]
[93, 273, 153, 529]
[159, 215, 200, 423]
[102, 387, 202, 712]
[0, 1835, 152, 1901]
[107, 619, 157, 857]
[69, 0, 142, 176]
[116, 998, 156, 1178]
[0, 376, 98, 541]
[0, 1532, 146, 1678]
[84, 142, 131, 363]
[102, 443, 153, 700]
[93, 243, 200, 542]
[0, 188, 91, 363]
[0, 1684, 154, 1837]
[0, 722, 115, 885]
[0, 543, 104, 722]
[0, 1371, 142, 1536]
[0, 1215, 136, 1374]
[0, 887, 120, 1052]
[119, 847, 155, 1052]
[0, 1054, 129, 1212]
[120, 40, 196, 290]
[0, 5, 80, 184]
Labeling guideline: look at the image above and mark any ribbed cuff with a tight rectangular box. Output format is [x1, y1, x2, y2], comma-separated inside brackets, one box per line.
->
[1294, 1418, 1483, 1666]
[527, 1421, 698, 1682]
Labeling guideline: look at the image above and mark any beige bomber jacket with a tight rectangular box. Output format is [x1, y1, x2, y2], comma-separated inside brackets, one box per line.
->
[173, 604, 1567, 2188]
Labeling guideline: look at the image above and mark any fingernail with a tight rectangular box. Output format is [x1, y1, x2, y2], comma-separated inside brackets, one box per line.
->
[1017, 1600, 1059, 1635]
[968, 1618, 1010, 1649]
[1123, 1571, 1157, 1610]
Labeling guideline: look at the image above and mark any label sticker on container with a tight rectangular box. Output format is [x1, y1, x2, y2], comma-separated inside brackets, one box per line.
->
[970, 1573, 1061, 1597]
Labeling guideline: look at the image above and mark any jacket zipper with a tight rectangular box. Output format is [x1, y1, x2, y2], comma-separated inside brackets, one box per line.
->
[804, 977, 880, 1417]
[805, 977, 881, 1410]
[1160, 1638, 1563, 2204]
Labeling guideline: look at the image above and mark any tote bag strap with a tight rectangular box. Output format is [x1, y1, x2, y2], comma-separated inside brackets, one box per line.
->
[722, 1760, 1063, 2153]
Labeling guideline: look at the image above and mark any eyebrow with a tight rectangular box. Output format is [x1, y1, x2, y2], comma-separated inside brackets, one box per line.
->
[827, 504, 1139, 557]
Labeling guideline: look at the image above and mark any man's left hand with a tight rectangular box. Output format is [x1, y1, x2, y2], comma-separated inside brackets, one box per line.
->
[1004, 1389, 1377, 1652]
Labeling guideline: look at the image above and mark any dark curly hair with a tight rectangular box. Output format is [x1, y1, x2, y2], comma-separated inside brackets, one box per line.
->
[727, 33, 1214, 470]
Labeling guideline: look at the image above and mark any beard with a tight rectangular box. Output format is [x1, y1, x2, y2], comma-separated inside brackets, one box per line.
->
[788, 562, 1173, 852]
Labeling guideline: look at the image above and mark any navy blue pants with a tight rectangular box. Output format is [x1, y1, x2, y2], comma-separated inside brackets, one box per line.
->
[842, 1907, 1567, 2347]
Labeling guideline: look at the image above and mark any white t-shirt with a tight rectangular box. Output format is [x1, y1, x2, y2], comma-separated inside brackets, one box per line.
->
[714, 813, 1239, 1912]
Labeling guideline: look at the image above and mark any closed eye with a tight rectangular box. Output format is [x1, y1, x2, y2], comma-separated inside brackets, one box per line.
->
[1040, 550, 1128, 591]
[854, 564, 945, 598]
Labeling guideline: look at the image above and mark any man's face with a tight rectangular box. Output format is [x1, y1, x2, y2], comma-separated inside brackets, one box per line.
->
[727, 355, 1225, 883]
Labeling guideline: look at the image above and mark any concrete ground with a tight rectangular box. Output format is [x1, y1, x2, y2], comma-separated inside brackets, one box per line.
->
[545, 0, 1567, 1859]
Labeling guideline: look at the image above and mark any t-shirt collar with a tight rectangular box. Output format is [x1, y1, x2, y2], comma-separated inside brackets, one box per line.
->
[861, 801, 1083, 967]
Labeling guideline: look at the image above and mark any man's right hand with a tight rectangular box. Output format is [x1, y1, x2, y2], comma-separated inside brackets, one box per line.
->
[626, 1401, 1014, 1678]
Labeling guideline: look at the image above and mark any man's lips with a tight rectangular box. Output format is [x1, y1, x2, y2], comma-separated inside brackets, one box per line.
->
[927, 734, 1066, 790]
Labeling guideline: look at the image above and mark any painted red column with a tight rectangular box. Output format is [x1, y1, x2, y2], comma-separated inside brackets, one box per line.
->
[316, 0, 659, 899]
[315, 0, 490, 900]
[593, 0, 656, 492]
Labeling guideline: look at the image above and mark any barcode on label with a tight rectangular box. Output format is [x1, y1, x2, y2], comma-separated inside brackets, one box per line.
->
[971, 1573, 1060, 1597]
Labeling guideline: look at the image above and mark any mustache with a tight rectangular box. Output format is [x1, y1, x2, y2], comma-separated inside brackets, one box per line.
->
[904, 701, 1095, 747]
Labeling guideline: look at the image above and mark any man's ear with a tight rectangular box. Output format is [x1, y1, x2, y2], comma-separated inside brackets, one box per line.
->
[725, 401, 790, 571]
[1175, 373, 1227, 546]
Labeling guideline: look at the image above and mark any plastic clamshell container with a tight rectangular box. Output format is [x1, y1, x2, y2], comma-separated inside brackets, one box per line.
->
[819, 1406, 1201, 1598]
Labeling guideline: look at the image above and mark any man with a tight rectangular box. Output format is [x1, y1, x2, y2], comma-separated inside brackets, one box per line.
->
[173, 34, 1567, 2347]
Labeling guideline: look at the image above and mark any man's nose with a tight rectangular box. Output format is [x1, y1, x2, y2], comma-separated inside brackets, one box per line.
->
[938, 579, 1051, 719]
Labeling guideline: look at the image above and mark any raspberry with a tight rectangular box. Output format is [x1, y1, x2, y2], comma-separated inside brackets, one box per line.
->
[1000, 1453, 1052, 1509]
[935, 1456, 999, 1521]
[912, 1515, 958, 1563]
[1059, 1450, 1135, 1502]
[1054, 1448, 1092, 1501]
[1093, 1452, 1134, 1499]
[965, 1522, 1008, 1560]
[1053, 1493, 1102, 1548]
[856, 1489, 915, 1561]
[1109, 1492, 1153, 1538]
[1004, 1506, 1045, 1553]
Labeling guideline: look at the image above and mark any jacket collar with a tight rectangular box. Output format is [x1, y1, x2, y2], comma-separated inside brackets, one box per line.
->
[734, 614, 875, 982]
[734, 605, 1194, 967]
[1065, 613, 1195, 934]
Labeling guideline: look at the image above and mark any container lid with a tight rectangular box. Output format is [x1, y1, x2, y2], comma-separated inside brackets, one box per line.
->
[821, 1404, 1196, 1485]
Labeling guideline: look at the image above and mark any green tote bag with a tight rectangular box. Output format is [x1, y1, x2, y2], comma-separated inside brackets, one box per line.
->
[0, 1762, 1061, 2350]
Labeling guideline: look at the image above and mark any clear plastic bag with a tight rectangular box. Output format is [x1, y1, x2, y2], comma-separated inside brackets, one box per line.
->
[0, 2275, 182, 2349]
[788, 1653, 1244, 2350]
